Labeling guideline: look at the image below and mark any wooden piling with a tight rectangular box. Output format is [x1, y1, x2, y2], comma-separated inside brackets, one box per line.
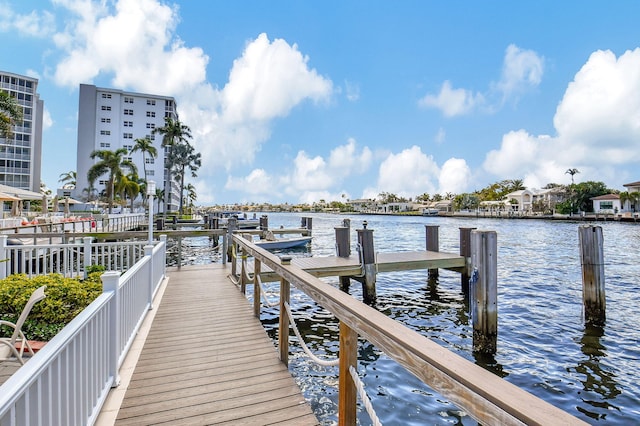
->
[335, 224, 351, 292]
[357, 223, 376, 303]
[579, 225, 606, 324]
[425, 225, 439, 279]
[259, 215, 269, 230]
[338, 321, 357, 425]
[470, 230, 497, 354]
[459, 227, 476, 293]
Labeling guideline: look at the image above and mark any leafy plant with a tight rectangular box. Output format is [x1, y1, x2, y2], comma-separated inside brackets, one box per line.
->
[0, 273, 103, 341]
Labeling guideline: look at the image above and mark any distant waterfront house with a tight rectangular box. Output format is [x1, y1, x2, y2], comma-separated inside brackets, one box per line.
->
[347, 198, 377, 212]
[591, 194, 621, 214]
[504, 187, 566, 213]
[621, 181, 640, 212]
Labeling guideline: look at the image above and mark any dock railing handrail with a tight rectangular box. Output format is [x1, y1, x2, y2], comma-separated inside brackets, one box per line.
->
[231, 234, 587, 425]
[0, 236, 167, 425]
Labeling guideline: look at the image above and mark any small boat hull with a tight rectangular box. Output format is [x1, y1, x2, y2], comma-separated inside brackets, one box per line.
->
[254, 236, 312, 250]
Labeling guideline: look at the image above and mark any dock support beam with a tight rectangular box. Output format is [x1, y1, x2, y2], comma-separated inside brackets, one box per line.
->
[357, 222, 376, 304]
[470, 230, 497, 354]
[459, 227, 476, 294]
[425, 225, 439, 279]
[579, 225, 606, 324]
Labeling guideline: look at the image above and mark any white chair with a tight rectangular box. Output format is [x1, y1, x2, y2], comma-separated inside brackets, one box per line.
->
[0, 285, 46, 365]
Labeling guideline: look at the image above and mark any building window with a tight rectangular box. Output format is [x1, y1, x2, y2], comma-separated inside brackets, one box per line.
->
[101, 118, 111, 123]
[145, 157, 155, 164]
[147, 169, 155, 176]
[600, 201, 613, 210]
[101, 93, 112, 99]
[146, 111, 156, 117]
[147, 99, 156, 106]
[123, 144, 133, 151]
[123, 121, 133, 127]
[101, 105, 112, 111]
[124, 97, 134, 104]
[147, 134, 155, 141]
[124, 109, 133, 115]
[123, 133, 133, 139]
[146, 123, 156, 129]
[99, 180, 108, 185]
[100, 130, 111, 135]
[100, 142, 111, 148]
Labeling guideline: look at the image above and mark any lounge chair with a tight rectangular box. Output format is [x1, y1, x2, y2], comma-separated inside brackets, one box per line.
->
[0, 285, 46, 365]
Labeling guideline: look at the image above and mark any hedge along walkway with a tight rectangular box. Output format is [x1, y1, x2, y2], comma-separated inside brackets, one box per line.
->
[114, 263, 318, 425]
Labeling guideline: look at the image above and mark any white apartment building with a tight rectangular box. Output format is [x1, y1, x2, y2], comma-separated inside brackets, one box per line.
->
[0, 71, 43, 193]
[75, 84, 179, 213]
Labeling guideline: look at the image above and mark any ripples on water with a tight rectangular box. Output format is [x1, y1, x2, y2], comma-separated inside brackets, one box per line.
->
[172, 213, 640, 424]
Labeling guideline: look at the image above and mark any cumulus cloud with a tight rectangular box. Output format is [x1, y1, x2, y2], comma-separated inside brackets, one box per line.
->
[0, 2, 56, 37]
[484, 48, 640, 188]
[418, 80, 484, 117]
[375, 146, 440, 198]
[225, 169, 277, 195]
[420, 44, 543, 116]
[438, 158, 471, 194]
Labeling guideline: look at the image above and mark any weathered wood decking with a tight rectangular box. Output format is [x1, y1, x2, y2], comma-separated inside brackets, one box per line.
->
[114, 264, 318, 425]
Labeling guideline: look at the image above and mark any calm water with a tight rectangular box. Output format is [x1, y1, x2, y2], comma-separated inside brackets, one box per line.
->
[171, 212, 640, 425]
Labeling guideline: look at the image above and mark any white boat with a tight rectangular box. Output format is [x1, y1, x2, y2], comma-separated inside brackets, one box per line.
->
[422, 208, 440, 216]
[218, 212, 260, 229]
[254, 236, 312, 250]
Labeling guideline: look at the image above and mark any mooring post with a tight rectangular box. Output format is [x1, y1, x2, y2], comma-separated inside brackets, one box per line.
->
[300, 217, 307, 229]
[579, 225, 606, 324]
[279, 256, 292, 366]
[335, 223, 351, 292]
[260, 214, 269, 230]
[459, 227, 476, 293]
[357, 221, 376, 303]
[425, 225, 440, 279]
[305, 217, 313, 235]
[470, 230, 498, 354]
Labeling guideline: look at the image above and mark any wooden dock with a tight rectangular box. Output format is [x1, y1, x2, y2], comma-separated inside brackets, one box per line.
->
[113, 264, 318, 425]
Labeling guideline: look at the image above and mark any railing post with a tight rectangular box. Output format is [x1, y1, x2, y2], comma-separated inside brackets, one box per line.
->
[279, 256, 292, 366]
[338, 321, 357, 426]
[579, 225, 606, 324]
[459, 227, 476, 293]
[0, 235, 7, 279]
[83, 237, 93, 279]
[160, 235, 167, 277]
[221, 231, 227, 265]
[470, 230, 498, 354]
[102, 271, 121, 387]
[425, 225, 439, 279]
[145, 245, 154, 309]
[253, 257, 261, 317]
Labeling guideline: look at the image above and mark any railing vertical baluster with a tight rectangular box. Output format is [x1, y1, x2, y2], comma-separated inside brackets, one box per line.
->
[101, 271, 121, 387]
[0, 235, 7, 279]
[338, 321, 358, 425]
[83, 237, 93, 278]
[145, 245, 154, 309]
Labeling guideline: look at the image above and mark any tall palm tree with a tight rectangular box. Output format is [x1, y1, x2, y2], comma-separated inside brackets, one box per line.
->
[509, 179, 525, 191]
[152, 117, 193, 212]
[155, 188, 165, 213]
[130, 137, 158, 182]
[168, 142, 201, 215]
[58, 171, 77, 189]
[184, 183, 197, 213]
[87, 148, 137, 214]
[0, 90, 23, 139]
[565, 168, 580, 184]
[115, 173, 141, 212]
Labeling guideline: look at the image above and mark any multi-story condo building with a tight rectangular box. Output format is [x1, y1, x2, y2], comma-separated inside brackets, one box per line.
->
[75, 84, 179, 213]
[0, 71, 43, 193]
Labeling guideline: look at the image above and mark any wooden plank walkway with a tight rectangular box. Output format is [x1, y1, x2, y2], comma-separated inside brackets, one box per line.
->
[115, 264, 318, 425]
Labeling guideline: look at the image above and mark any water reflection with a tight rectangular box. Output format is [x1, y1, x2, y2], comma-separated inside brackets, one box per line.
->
[572, 324, 622, 421]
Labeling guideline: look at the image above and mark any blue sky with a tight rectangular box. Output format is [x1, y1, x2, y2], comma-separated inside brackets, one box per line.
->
[2, 0, 640, 205]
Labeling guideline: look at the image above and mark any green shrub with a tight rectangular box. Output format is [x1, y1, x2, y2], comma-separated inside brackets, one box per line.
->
[0, 273, 103, 341]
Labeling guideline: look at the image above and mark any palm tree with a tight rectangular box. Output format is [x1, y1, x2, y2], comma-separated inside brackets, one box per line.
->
[184, 183, 197, 214]
[155, 188, 165, 213]
[115, 173, 141, 212]
[58, 171, 77, 189]
[565, 168, 580, 184]
[0, 90, 23, 139]
[130, 137, 158, 182]
[87, 148, 137, 213]
[169, 142, 201, 215]
[153, 117, 193, 212]
[509, 179, 525, 191]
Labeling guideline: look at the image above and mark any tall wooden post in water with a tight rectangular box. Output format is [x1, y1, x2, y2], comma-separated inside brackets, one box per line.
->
[425, 225, 439, 279]
[459, 227, 476, 293]
[470, 230, 497, 354]
[357, 222, 376, 303]
[335, 220, 352, 292]
[579, 225, 606, 324]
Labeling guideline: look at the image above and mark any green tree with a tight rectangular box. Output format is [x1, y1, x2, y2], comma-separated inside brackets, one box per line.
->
[87, 148, 137, 214]
[557, 181, 609, 213]
[0, 90, 23, 139]
[153, 117, 193, 212]
[130, 137, 158, 182]
[58, 171, 77, 189]
[168, 142, 201, 215]
[115, 173, 141, 212]
[565, 168, 580, 184]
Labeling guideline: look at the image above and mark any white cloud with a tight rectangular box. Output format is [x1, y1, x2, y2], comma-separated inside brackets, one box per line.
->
[418, 80, 484, 117]
[484, 48, 640, 188]
[42, 107, 53, 130]
[344, 80, 360, 102]
[435, 127, 446, 145]
[376, 146, 440, 198]
[0, 3, 56, 37]
[438, 158, 471, 194]
[494, 44, 544, 100]
[328, 138, 372, 174]
[225, 169, 277, 196]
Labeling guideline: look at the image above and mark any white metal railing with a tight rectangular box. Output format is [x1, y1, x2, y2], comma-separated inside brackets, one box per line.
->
[0, 236, 167, 426]
[0, 235, 149, 279]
